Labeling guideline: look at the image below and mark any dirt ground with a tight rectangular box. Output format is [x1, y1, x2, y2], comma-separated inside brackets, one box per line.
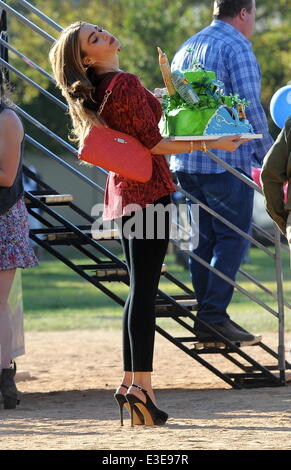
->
[1, 329, 291, 450]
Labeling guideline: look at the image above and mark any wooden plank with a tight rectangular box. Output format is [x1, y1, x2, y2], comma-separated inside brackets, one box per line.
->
[91, 229, 119, 240]
[25, 194, 73, 204]
[193, 334, 262, 349]
[95, 263, 167, 278]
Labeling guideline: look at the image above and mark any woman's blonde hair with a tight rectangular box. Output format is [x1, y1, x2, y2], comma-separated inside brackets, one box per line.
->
[49, 21, 104, 149]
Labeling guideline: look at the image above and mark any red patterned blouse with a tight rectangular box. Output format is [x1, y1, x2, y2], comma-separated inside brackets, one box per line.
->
[88, 71, 176, 220]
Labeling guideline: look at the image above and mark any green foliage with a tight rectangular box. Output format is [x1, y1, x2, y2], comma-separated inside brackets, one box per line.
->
[254, 25, 291, 104]
[227, 94, 250, 108]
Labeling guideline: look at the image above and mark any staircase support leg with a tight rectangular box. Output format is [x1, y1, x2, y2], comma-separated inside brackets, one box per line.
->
[274, 227, 286, 384]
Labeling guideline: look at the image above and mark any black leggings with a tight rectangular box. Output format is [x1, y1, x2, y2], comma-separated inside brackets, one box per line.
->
[116, 195, 171, 372]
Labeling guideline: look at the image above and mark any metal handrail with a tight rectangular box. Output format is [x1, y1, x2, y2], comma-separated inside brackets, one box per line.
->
[25, 134, 105, 195]
[173, 181, 290, 309]
[0, 36, 55, 83]
[238, 267, 291, 310]
[174, 150, 288, 302]
[174, 147, 288, 252]
[0, 57, 66, 109]
[15, 104, 108, 177]
[171, 240, 279, 317]
[177, 182, 289, 253]
[176, 183, 275, 258]
[0, 0, 56, 43]
[252, 221, 282, 246]
[23, 164, 97, 225]
[17, 105, 77, 153]
[202, 149, 289, 257]
[204, 149, 263, 194]
[15, 0, 63, 32]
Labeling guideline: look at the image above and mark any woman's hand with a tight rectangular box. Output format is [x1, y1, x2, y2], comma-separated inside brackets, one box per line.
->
[208, 135, 251, 152]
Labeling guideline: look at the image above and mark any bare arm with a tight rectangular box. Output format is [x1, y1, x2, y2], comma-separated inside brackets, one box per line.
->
[0, 109, 24, 187]
[151, 135, 249, 155]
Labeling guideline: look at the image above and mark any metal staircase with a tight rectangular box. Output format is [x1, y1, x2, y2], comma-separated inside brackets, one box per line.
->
[1, 0, 290, 389]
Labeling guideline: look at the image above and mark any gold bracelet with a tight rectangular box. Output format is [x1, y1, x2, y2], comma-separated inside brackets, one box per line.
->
[189, 141, 194, 153]
[200, 140, 207, 153]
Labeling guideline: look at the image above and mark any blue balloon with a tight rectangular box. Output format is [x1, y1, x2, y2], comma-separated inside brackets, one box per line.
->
[270, 85, 291, 129]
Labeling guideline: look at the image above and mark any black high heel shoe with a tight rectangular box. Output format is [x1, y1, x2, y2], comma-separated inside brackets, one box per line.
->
[114, 384, 144, 426]
[126, 384, 168, 426]
[0, 368, 20, 409]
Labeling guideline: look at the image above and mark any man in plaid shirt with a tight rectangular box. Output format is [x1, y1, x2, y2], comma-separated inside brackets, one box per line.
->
[171, 0, 273, 342]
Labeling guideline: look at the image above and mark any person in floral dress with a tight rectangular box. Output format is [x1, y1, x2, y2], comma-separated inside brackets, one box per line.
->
[0, 75, 38, 409]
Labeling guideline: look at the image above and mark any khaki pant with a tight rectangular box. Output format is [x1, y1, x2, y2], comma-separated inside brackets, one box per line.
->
[287, 212, 291, 250]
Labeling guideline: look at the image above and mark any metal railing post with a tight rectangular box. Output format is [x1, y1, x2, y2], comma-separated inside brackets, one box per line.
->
[0, 36, 55, 83]
[274, 226, 286, 383]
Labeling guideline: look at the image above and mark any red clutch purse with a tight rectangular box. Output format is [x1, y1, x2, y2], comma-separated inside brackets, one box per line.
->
[78, 73, 153, 183]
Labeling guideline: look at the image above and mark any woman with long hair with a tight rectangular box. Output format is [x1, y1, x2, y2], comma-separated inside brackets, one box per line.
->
[49, 22, 247, 426]
[0, 73, 38, 409]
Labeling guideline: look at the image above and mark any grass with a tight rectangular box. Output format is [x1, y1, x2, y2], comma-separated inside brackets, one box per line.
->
[21, 247, 291, 332]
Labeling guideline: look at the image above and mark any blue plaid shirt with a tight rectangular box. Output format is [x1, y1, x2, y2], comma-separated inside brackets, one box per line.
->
[170, 20, 274, 175]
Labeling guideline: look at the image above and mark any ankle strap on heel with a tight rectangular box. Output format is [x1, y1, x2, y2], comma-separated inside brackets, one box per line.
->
[132, 383, 148, 394]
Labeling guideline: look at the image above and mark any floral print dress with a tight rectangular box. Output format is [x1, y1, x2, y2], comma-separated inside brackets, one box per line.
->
[0, 198, 38, 271]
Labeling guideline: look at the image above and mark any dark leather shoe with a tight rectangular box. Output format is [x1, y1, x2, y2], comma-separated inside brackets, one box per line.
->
[194, 320, 262, 344]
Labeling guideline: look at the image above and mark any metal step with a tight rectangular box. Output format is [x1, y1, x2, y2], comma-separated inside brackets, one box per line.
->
[91, 229, 119, 240]
[241, 365, 283, 372]
[227, 373, 283, 388]
[191, 334, 262, 352]
[155, 298, 198, 316]
[35, 227, 118, 244]
[24, 193, 73, 206]
[44, 230, 91, 243]
[93, 263, 168, 281]
[156, 294, 196, 301]
[162, 334, 263, 354]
